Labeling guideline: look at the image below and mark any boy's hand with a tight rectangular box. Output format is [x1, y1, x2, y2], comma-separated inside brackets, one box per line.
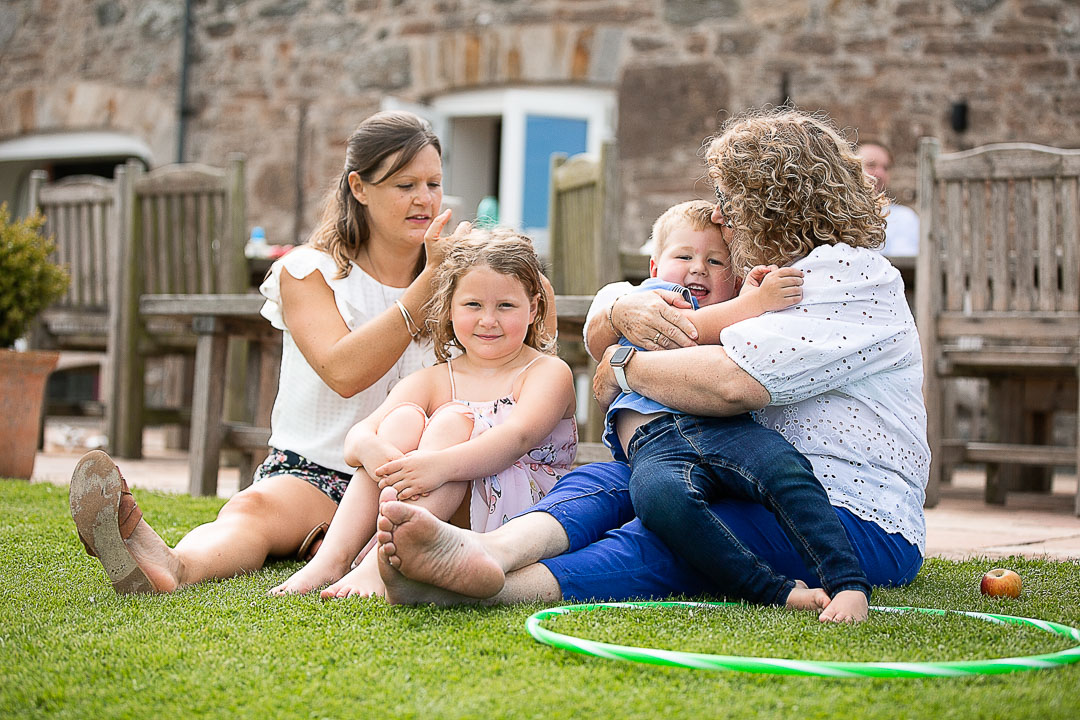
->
[374, 450, 447, 500]
[740, 266, 804, 314]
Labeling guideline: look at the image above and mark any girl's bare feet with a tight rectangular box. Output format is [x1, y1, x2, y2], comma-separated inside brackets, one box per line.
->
[268, 555, 352, 596]
[376, 487, 504, 598]
[818, 589, 869, 624]
[320, 551, 385, 599]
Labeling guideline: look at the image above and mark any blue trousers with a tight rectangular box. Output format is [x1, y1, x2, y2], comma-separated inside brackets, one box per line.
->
[535, 460, 922, 603]
[625, 414, 869, 605]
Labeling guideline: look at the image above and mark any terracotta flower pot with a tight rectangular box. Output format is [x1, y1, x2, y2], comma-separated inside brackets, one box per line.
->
[0, 349, 59, 479]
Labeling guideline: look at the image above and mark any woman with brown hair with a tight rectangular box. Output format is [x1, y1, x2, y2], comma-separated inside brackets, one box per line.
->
[69, 111, 481, 594]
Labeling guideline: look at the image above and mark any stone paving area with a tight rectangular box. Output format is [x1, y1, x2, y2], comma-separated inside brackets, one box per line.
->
[29, 419, 1080, 562]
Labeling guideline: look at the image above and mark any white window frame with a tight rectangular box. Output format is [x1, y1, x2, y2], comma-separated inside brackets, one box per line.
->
[385, 88, 615, 233]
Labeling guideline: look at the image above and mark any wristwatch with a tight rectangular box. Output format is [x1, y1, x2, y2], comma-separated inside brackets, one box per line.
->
[609, 346, 636, 394]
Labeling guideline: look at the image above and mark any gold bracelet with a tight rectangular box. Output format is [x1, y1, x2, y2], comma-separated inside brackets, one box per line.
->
[395, 300, 421, 339]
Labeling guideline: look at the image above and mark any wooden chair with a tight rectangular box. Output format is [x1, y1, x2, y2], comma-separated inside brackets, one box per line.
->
[28, 174, 114, 356]
[29, 155, 247, 458]
[548, 143, 623, 443]
[915, 138, 1080, 513]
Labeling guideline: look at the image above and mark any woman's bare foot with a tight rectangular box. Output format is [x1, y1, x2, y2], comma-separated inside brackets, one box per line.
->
[69, 450, 183, 594]
[269, 555, 352, 596]
[818, 589, 869, 624]
[377, 543, 475, 606]
[784, 579, 831, 614]
[376, 487, 504, 598]
[320, 551, 385, 599]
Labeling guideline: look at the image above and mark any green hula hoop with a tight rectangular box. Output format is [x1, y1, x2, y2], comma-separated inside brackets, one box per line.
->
[525, 601, 1080, 678]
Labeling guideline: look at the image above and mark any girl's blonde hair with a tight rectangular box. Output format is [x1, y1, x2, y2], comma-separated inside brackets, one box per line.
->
[426, 228, 554, 363]
[309, 111, 441, 278]
[703, 107, 887, 272]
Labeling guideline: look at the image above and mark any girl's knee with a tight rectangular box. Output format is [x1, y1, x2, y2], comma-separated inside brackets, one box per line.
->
[420, 404, 474, 449]
[377, 403, 429, 451]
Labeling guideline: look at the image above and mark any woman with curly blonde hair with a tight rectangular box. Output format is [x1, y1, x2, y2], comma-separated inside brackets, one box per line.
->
[368, 107, 929, 624]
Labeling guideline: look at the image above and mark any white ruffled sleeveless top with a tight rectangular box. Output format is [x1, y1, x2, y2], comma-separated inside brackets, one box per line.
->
[259, 246, 434, 474]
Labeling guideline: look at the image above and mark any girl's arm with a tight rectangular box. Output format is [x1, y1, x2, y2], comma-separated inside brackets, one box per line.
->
[281, 211, 464, 397]
[690, 266, 804, 344]
[374, 356, 576, 494]
[343, 368, 438, 472]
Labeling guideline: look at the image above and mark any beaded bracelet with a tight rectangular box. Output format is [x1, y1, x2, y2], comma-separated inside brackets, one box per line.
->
[395, 300, 422, 340]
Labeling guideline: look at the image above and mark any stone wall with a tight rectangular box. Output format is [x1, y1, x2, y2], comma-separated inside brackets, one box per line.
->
[2, 0, 1077, 249]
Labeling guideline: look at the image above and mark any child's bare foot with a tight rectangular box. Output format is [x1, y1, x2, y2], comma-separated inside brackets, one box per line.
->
[268, 555, 351, 596]
[320, 551, 385, 599]
[376, 487, 504, 598]
[69, 450, 183, 594]
[785, 580, 831, 614]
[819, 589, 869, 624]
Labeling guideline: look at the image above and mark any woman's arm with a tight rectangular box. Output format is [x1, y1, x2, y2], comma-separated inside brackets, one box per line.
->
[584, 287, 699, 361]
[282, 211, 463, 397]
[593, 344, 770, 416]
[375, 356, 576, 486]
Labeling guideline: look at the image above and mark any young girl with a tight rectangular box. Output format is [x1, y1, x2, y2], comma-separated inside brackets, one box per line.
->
[270, 229, 578, 598]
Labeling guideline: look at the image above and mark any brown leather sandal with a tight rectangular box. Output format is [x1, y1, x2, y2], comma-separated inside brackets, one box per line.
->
[297, 522, 329, 562]
[69, 450, 155, 594]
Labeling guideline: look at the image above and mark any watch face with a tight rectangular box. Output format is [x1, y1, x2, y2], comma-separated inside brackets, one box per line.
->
[611, 346, 633, 366]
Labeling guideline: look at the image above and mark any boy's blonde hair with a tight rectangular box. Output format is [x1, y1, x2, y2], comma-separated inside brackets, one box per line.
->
[703, 107, 886, 272]
[425, 228, 555, 362]
[649, 200, 725, 259]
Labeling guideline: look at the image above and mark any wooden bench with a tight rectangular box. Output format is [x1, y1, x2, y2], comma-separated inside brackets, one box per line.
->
[140, 292, 613, 497]
[915, 138, 1080, 513]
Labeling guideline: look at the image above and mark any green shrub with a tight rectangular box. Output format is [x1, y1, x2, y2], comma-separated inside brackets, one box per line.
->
[0, 203, 69, 348]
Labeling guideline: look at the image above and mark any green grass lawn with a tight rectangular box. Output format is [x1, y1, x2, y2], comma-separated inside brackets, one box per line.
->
[2, 479, 1079, 719]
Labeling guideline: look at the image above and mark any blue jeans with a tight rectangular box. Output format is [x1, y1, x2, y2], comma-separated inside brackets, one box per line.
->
[625, 414, 869, 605]
[534, 460, 921, 603]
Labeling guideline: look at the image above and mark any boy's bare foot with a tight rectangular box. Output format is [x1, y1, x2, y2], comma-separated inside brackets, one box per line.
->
[818, 589, 869, 624]
[69, 450, 182, 594]
[320, 551, 385, 599]
[268, 555, 351, 596]
[784, 581, 831, 614]
[376, 487, 504, 598]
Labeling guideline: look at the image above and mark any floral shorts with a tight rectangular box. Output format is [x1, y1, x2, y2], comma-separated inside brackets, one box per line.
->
[252, 447, 353, 504]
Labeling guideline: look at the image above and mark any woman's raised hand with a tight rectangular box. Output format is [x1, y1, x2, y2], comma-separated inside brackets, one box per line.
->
[423, 209, 472, 269]
[612, 289, 699, 350]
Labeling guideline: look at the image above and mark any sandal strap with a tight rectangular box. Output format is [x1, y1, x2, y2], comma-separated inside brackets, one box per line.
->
[116, 469, 142, 540]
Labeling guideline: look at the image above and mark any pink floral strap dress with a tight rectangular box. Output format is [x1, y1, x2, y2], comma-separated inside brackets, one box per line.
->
[443, 358, 578, 533]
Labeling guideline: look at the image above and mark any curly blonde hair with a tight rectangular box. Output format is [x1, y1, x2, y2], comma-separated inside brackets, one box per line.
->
[703, 108, 886, 272]
[425, 228, 554, 363]
[309, 111, 441, 278]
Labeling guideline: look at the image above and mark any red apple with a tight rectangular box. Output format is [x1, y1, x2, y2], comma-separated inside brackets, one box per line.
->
[980, 568, 1022, 598]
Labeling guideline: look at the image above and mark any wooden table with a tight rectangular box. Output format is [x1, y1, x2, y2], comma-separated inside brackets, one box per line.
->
[141, 293, 601, 497]
[141, 294, 279, 496]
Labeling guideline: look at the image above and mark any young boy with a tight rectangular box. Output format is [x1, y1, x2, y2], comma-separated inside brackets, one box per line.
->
[605, 200, 871, 620]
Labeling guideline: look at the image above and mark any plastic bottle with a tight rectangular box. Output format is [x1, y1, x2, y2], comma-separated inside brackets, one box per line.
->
[245, 226, 268, 259]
